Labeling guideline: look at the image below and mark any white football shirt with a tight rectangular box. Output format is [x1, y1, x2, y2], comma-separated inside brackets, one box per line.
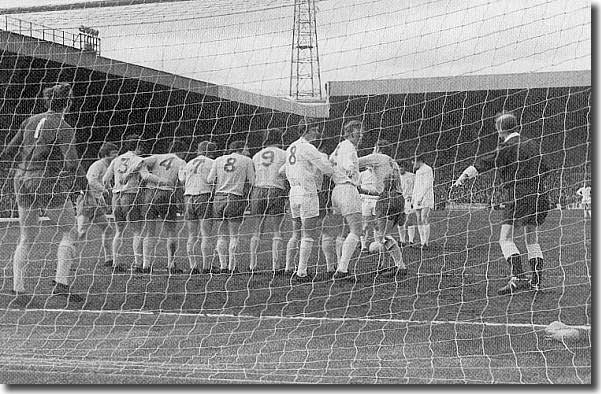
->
[330, 139, 359, 186]
[103, 151, 145, 194]
[179, 155, 214, 195]
[358, 152, 400, 194]
[86, 158, 110, 199]
[281, 137, 335, 194]
[399, 171, 416, 199]
[252, 146, 287, 189]
[413, 163, 434, 207]
[208, 152, 254, 196]
[144, 153, 187, 191]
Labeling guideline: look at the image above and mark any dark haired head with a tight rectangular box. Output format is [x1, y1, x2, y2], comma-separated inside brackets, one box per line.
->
[197, 140, 217, 158]
[297, 117, 322, 137]
[495, 112, 518, 133]
[342, 120, 363, 137]
[98, 142, 119, 158]
[228, 140, 246, 154]
[263, 128, 283, 147]
[43, 83, 72, 112]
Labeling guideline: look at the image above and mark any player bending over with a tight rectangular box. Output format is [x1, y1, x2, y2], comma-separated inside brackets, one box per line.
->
[76, 142, 119, 268]
[358, 139, 406, 277]
[179, 141, 218, 274]
[454, 112, 550, 294]
[207, 140, 255, 274]
[103, 135, 170, 273]
[140, 145, 187, 274]
[576, 182, 591, 220]
[249, 128, 288, 274]
[280, 118, 337, 282]
[328, 120, 366, 282]
[358, 167, 379, 252]
[397, 161, 417, 246]
[1, 83, 86, 304]
[412, 155, 434, 248]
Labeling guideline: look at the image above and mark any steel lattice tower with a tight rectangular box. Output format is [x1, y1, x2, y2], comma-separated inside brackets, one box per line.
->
[290, 0, 322, 100]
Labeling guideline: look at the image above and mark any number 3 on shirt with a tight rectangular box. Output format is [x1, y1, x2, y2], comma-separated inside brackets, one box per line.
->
[224, 157, 236, 172]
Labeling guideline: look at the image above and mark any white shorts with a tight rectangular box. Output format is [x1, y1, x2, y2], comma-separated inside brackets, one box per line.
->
[331, 183, 362, 217]
[360, 194, 378, 217]
[289, 186, 320, 220]
[413, 199, 434, 210]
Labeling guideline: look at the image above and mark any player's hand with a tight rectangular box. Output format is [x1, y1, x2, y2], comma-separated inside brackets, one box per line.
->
[453, 175, 466, 187]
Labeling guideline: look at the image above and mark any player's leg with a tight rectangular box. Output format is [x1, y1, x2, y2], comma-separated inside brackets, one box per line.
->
[110, 193, 129, 272]
[269, 189, 287, 272]
[92, 212, 113, 267]
[12, 205, 39, 294]
[497, 221, 529, 295]
[415, 207, 431, 247]
[225, 193, 245, 273]
[295, 215, 320, 280]
[270, 213, 286, 272]
[186, 218, 200, 271]
[286, 217, 301, 273]
[320, 213, 338, 277]
[45, 197, 83, 302]
[331, 184, 362, 280]
[199, 217, 215, 272]
[524, 224, 544, 290]
[248, 188, 265, 271]
[165, 219, 181, 273]
[164, 191, 182, 274]
[227, 218, 242, 272]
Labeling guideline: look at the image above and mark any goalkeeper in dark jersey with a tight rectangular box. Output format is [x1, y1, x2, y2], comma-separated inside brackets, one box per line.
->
[0, 83, 87, 305]
[454, 112, 550, 295]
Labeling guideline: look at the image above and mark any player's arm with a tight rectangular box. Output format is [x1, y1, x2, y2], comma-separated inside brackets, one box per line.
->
[86, 161, 104, 192]
[358, 154, 378, 170]
[102, 159, 115, 189]
[207, 158, 218, 184]
[138, 162, 170, 187]
[308, 147, 334, 176]
[337, 142, 358, 176]
[454, 146, 502, 187]
[0, 127, 23, 166]
[58, 125, 87, 191]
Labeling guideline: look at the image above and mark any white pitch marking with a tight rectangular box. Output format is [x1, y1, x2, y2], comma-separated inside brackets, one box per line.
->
[0, 307, 591, 331]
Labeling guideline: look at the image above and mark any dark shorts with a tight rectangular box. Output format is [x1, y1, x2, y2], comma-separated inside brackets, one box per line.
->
[318, 189, 332, 218]
[143, 188, 179, 221]
[376, 192, 405, 226]
[76, 192, 108, 220]
[113, 191, 144, 224]
[184, 193, 212, 221]
[250, 187, 287, 216]
[213, 193, 247, 221]
[13, 169, 71, 210]
[502, 194, 549, 226]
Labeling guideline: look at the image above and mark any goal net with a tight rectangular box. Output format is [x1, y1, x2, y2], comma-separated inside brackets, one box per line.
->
[0, 0, 591, 384]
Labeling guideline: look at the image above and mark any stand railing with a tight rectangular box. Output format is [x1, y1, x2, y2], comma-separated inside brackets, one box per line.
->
[2, 15, 101, 54]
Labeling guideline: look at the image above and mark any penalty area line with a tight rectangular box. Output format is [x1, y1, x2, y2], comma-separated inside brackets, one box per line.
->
[1, 307, 592, 331]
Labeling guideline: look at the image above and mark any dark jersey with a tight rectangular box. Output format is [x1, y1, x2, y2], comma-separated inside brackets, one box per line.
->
[1, 111, 79, 176]
[474, 134, 549, 200]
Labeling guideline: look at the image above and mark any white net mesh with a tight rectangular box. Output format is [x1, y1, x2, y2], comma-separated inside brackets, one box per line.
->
[0, 0, 591, 384]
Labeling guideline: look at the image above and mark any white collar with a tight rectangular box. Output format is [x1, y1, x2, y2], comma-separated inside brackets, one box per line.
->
[504, 132, 520, 143]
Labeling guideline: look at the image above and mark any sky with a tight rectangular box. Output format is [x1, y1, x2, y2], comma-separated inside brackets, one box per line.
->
[0, 0, 591, 97]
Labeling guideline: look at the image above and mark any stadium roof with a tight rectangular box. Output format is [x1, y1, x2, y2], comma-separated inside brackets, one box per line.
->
[0, 29, 329, 117]
[1, 0, 591, 98]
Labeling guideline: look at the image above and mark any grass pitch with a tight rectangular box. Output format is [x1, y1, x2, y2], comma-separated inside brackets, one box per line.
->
[0, 209, 591, 384]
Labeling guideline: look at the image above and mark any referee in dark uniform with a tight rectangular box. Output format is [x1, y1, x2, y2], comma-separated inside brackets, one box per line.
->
[454, 112, 550, 295]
